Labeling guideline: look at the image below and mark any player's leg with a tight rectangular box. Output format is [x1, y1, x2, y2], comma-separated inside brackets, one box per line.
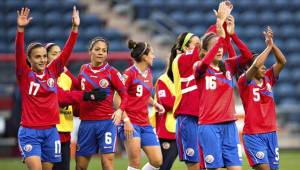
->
[18, 127, 44, 170]
[198, 124, 223, 170]
[100, 153, 114, 170]
[53, 140, 71, 170]
[266, 132, 279, 170]
[98, 120, 117, 170]
[159, 139, 178, 170]
[176, 115, 200, 170]
[41, 127, 61, 170]
[222, 122, 242, 170]
[119, 124, 142, 169]
[243, 133, 270, 170]
[76, 121, 97, 170]
[141, 125, 162, 169]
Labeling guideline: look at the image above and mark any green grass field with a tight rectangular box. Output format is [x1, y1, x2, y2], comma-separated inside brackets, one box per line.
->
[0, 150, 299, 170]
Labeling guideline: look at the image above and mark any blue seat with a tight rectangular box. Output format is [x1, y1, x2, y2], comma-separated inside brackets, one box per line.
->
[44, 0, 60, 13]
[45, 12, 63, 27]
[291, 69, 300, 83]
[284, 39, 299, 53]
[173, 26, 188, 37]
[259, 11, 276, 26]
[279, 25, 297, 39]
[276, 83, 295, 99]
[5, 12, 17, 27]
[109, 41, 127, 51]
[170, 11, 186, 26]
[277, 69, 290, 82]
[27, 27, 45, 42]
[74, 41, 86, 52]
[46, 27, 66, 42]
[28, 12, 45, 28]
[192, 26, 206, 37]
[82, 27, 102, 41]
[243, 26, 261, 39]
[24, 0, 41, 11]
[5, 0, 23, 13]
[248, 39, 265, 52]
[80, 15, 105, 29]
[239, 12, 257, 25]
[277, 12, 293, 24]
[152, 58, 166, 71]
[131, 0, 150, 19]
[102, 29, 125, 41]
[0, 42, 7, 53]
[187, 12, 203, 28]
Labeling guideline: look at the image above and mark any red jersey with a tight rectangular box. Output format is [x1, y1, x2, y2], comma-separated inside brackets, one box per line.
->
[78, 63, 127, 120]
[15, 31, 78, 128]
[172, 47, 200, 117]
[238, 68, 278, 134]
[155, 78, 176, 139]
[194, 37, 252, 124]
[124, 65, 153, 126]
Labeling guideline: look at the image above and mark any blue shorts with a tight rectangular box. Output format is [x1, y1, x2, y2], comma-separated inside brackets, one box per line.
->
[243, 132, 279, 169]
[18, 126, 61, 163]
[198, 121, 242, 168]
[118, 124, 159, 147]
[176, 115, 199, 163]
[76, 120, 117, 156]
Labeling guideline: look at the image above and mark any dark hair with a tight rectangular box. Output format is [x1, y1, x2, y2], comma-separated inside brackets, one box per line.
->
[128, 39, 150, 62]
[166, 44, 177, 82]
[89, 37, 109, 51]
[201, 32, 227, 75]
[26, 42, 44, 57]
[45, 43, 58, 53]
[176, 32, 195, 53]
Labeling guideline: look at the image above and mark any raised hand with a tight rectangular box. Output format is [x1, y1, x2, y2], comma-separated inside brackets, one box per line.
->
[226, 15, 235, 35]
[214, 1, 233, 24]
[17, 7, 33, 31]
[263, 26, 273, 47]
[72, 6, 80, 27]
[216, 18, 226, 38]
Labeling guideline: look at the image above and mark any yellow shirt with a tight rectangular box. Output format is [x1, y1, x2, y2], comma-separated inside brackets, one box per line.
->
[56, 73, 73, 132]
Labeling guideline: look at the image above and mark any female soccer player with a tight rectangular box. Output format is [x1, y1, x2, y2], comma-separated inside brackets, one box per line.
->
[193, 4, 252, 170]
[16, 7, 79, 170]
[238, 27, 286, 170]
[75, 37, 128, 170]
[119, 40, 163, 170]
[150, 53, 177, 170]
[46, 43, 106, 170]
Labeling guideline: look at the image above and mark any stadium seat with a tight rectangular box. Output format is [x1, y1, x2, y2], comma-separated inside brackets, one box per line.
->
[80, 14, 105, 29]
[277, 12, 293, 24]
[74, 41, 87, 52]
[26, 27, 45, 42]
[24, 0, 41, 11]
[109, 41, 128, 51]
[45, 12, 63, 27]
[46, 27, 66, 42]
[5, 0, 23, 13]
[82, 26, 102, 41]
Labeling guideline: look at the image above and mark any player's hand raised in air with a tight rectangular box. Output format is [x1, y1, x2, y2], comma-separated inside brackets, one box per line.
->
[226, 15, 235, 35]
[17, 7, 33, 32]
[112, 108, 123, 125]
[71, 6, 80, 32]
[263, 26, 274, 47]
[214, 0, 233, 24]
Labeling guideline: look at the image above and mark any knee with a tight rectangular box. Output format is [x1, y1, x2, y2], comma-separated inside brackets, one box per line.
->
[75, 161, 88, 170]
[149, 157, 163, 168]
[101, 156, 114, 170]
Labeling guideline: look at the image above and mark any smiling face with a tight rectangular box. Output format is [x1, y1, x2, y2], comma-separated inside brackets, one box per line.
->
[89, 41, 108, 66]
[255, 65, 267, 79]
[28, 47, 48, 73]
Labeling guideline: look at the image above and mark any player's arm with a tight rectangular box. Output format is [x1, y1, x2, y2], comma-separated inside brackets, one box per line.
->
[225, 15, 237, 58]
[111, 69, 128, 125]
[49, 6, 80, 74]
[64, 68, 80, 90]
[149, 97, 165, 114]
[271, 29, 287, 78]
[122, 111, 134, 139]
[16, 7, 33, 75]
[156, 80, 175, 113]
[245, 27, 273, 81]
[57, 87, 107, 107]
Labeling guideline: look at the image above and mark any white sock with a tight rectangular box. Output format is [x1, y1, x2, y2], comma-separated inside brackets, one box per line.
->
[128, 166, 140, 170]
[141, 162, 160, 170]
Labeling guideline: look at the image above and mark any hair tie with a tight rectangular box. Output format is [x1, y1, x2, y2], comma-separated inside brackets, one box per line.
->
[181, 33, 194, 50]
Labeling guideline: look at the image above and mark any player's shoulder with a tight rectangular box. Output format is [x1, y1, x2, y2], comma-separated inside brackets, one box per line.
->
[124, 66, 135, 75]
[79, 63, 89, 72]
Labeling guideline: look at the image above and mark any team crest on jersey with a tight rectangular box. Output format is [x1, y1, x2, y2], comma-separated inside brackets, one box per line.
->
[256, 151, 265, 159]
[185, 148, 195, 156]
[226, 71, 232, 80]
[47, 78, 55, 87]
[99, 79, 109, 88]
[205, 155, 215, 163]
[266, 83, 272, 92]
[162, 142, 170, 150]
[158, 90, 166, 98]
[24, 144, 33, 152]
